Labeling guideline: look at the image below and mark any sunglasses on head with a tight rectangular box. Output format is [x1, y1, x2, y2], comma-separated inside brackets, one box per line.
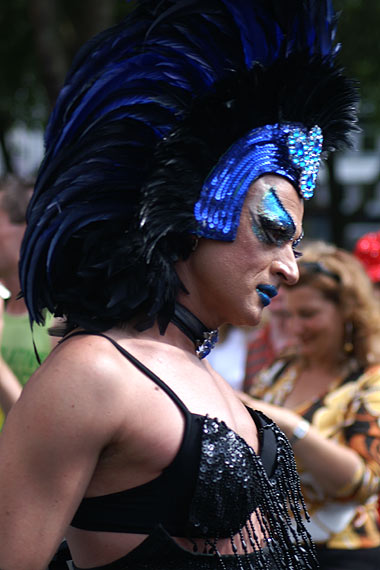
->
[300, 261, 341, 283]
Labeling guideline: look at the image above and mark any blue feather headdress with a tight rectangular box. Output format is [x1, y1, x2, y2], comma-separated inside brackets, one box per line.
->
[20, 0, 358, 334]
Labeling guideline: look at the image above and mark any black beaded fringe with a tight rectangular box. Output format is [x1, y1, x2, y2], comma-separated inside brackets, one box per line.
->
[188, 414, 317, 570]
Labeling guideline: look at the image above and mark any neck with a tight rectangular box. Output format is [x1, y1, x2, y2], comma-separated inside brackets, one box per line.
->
[116, 319, 198, 355]
[299, 353, 348, 377]
[171, 302, 218, 359]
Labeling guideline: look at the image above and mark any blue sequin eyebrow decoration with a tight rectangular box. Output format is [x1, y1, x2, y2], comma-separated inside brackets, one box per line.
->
[194, 123, 323, 241]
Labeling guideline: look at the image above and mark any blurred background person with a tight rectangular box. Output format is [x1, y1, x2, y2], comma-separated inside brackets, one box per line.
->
[0, 294, 22, 419]
[240, 241, 380, 569]
[353, 229, 380, 521]
[0, 175, 54, 427]
[243, 287, 294, 392]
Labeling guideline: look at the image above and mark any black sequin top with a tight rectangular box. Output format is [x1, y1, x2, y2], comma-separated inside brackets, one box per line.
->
[69, 333, 316, 570]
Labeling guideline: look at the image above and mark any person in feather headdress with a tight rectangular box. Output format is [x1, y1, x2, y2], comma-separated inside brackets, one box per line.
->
[0, 1, 358, 569]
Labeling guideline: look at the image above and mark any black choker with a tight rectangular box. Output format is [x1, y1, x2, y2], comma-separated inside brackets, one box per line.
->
[171, 303, 218, 359]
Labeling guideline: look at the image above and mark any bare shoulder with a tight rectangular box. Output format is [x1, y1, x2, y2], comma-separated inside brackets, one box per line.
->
[6, 332, 143, 445]
[0, 332, 145, 568]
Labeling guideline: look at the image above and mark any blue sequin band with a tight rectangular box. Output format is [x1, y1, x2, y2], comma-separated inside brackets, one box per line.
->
[194, 123, 323, 241]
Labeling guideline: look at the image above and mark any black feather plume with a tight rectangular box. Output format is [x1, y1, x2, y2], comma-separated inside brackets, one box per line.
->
[20, 0, 358, 337]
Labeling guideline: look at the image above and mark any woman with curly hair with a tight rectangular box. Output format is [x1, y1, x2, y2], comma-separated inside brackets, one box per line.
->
[241, 241, 380, 569]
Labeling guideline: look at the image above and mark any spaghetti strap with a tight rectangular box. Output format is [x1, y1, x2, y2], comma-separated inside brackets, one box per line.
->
[60, 330, 191, 415]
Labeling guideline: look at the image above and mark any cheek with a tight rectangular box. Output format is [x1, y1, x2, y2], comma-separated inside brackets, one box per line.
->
[215, 239, 249, 273]
[314, 317, 342, 344]
[312, 316, 331, 331]
[295, 317, 321, 335]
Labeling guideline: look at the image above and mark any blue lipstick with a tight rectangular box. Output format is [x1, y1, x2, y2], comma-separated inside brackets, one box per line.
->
[256, 284, 278, 307]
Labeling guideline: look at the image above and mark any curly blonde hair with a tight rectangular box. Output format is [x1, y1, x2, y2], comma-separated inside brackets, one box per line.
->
[283, 240, 380, 368]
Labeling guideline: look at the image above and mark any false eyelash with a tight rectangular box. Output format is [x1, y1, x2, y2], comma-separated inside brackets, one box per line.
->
[291, 229, 304, 259]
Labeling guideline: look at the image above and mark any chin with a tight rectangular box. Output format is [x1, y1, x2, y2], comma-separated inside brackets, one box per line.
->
[299, 345, 313, 357]
[233, 305, 263, 327]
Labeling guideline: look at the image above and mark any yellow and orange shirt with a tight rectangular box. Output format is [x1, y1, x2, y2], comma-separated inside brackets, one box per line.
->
[251, 361, 380, 549]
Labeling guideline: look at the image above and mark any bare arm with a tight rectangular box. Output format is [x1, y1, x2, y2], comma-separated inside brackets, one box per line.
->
[0, 338, 125, 570]
[0, 358, 22, 414]
[0, 298, 22, 415]
[238, 391, 364, 497]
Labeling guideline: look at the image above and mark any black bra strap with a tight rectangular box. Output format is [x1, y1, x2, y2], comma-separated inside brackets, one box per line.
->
[60, 331, 191, 415]
[246, 407, 277, 478]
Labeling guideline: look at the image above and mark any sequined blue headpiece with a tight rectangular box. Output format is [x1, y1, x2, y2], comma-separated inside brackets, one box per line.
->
[19, 0, 358, 335]
[194, 123, 323, 241]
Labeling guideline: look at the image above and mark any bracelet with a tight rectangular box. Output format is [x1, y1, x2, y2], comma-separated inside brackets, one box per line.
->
[289, 419, 310, 445]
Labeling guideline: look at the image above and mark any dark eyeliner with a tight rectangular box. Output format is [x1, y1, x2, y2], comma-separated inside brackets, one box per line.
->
[292, 230, 304, 258]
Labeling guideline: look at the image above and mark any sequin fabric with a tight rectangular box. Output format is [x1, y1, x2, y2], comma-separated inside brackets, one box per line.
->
[287, 126, 323, 200]
[187, 413, 317, 570]
[194, 123, 323, 241]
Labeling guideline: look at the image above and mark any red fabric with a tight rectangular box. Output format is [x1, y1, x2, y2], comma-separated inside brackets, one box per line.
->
[243, 324, 275, 392]
[354, 231, 380, 284]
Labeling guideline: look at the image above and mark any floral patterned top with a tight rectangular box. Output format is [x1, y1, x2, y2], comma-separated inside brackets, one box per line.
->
[250, 360, 380, 549]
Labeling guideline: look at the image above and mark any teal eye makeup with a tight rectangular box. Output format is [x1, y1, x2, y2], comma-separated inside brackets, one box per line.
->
[250, 187, 302, 255]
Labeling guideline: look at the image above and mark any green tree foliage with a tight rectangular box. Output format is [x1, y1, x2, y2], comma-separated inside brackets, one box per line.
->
[0, 1, 46, 169]
[334, 0, 380, 129]
[1, 0, 379, 248]
[0, 0, 134, 170]
[0, 1, 44, 129]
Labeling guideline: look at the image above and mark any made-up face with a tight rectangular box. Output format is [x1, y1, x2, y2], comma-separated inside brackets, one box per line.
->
[177, 174, 304, 328]
[284, 284, 345, 362]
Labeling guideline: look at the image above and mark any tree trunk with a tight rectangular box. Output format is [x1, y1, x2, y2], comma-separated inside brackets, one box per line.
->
[28, 0, 68, 109]
[327, 153, 344, 247]
[78, 0, 116, 43]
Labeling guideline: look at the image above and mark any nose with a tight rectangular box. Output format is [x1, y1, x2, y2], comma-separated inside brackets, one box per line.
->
[270, 245, 299, 286]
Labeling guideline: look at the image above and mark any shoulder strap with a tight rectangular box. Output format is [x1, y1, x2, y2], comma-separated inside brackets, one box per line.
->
[246, 407, 277, 478]
[60, 330, 190, 415]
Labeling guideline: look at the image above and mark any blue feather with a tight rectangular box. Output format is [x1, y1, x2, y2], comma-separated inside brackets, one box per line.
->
[219, 1, 283, 67]
[20, 0, 356, 336]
